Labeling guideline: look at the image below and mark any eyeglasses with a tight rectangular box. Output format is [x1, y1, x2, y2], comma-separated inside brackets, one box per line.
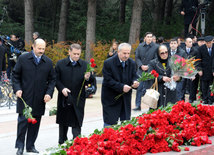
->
[160, 51, 168, 55]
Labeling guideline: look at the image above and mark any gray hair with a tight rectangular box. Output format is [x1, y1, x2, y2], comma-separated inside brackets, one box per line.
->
[69, 43, 81, 51]
[118, 43, 131, 51]
[33, 32, 40, 37]
[34, 38, 46, 46]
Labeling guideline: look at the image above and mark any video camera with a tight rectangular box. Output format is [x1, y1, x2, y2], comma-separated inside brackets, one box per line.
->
[199, 0, 211, 11]
[0, 34, 25, 62]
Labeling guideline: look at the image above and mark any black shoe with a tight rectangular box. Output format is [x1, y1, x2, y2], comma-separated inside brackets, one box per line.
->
[133, 107, 141, 111]
[16, 148, 23, 155]
[26, 147, 39, 153]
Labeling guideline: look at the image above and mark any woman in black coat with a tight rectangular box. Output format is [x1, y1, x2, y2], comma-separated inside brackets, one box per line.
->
[148, 45, 180, 108]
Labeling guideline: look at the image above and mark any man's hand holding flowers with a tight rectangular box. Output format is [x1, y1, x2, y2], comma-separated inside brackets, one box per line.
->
[123, 85, 132, 93]
[16, 90, 22, 98]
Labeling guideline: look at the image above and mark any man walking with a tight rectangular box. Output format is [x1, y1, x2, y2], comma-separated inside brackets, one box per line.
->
[12, 39, 56, 155]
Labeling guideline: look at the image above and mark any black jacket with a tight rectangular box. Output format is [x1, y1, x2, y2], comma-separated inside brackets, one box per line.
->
[0, 45, 6, 73]
[12, 51, 56, 116]
[197, 44, 214, 81]
[101, 54, 138, 125]
[55, 57, 95, 127]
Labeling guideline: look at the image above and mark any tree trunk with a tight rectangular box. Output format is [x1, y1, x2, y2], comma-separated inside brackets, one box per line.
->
[153, 0, 166, 23]
[128, 0, 143, 45]
[165, 0, 174, 25]
[85, 0, 96, 62]
[57, 0, 69, 42]
[24, 0, 34, 44]
[119, 0, 127, 23]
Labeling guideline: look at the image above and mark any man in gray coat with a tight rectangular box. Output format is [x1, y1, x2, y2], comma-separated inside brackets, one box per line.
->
[134, 32, 159, 111]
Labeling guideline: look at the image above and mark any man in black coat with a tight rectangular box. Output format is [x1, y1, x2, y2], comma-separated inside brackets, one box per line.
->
[134, 32, 159, 111]
[180, 0, 199, 37]
[12, 39, 56, 155]
[55, 44, 94, 144]
[197, 36, 214, 104]
[101, 43, 139, 127]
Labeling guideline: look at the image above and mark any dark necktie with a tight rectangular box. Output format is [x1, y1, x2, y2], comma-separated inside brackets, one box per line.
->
[72, 61, 77, 66]
[121, 61, 125, 68]
[208, 48, 212, 56]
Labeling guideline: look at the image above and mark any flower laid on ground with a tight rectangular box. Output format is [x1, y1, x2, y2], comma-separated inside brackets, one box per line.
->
[115, 70, 158, 100]
[20, 97, 37, 124]
[77, 58, 96, 105]
[44, 101, 214, 155]
[169, 55, 199, 79]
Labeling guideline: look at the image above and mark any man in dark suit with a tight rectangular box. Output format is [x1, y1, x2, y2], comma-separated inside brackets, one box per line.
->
[134, 32, 159, 111]
[101, 43, 139, 127]
[55, 44, 95, 144]
[182, 37, 198, 102]
[168, 38, 187, 101]
[12, 39, 56, 155]
[197, 35, 214, 104]
[180, 0, 199, 37]
[189, 37, 205, 102]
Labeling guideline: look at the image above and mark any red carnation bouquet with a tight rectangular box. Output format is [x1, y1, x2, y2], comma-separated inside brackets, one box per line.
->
[115, 70, 159, 100]
[20, 97, 37, 124]
[77, 58, 96, 105]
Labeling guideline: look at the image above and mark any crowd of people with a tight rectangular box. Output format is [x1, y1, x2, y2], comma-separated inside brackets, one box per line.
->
[1, 31, 214, 155]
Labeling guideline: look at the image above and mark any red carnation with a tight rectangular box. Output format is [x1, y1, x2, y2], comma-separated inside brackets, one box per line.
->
[90, 63, 96, 68]
[31, 118, 37, 124]
[211, 92, 214, 96]
[184, 147, 189, 151]
[154, 73, 159, 78]
[90, 58, 95, 63]
[27, 118, 32, 123]
[151, 70, 156, 75]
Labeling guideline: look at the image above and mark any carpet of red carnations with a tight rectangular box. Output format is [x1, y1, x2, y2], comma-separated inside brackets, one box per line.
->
[49, 101, 214, 155]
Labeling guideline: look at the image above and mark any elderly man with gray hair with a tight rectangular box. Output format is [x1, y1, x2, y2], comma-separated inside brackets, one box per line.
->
[101, 43, 139, 127]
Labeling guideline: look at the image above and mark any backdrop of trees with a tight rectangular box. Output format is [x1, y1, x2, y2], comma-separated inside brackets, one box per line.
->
[0, 0, 213, 61]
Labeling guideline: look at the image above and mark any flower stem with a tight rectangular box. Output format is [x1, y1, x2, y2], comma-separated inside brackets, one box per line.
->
[77, 79, 86, 106]
[20, 97, 27, 108]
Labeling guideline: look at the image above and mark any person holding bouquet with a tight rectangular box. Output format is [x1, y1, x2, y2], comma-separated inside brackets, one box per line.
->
[12, 39, 56, 155]
[148, 45, 180, 108]
[55, 44, 95, 144]
[101, 43, 139, 127]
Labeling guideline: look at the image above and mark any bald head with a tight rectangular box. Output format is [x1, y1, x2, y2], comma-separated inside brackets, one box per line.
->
[33, 39, 46, 57]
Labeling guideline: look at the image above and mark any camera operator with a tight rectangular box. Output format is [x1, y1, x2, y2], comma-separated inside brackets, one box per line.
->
[180, 0, 199, 38]
[6, 34, 18, 79]
[16, 34, 25, 51]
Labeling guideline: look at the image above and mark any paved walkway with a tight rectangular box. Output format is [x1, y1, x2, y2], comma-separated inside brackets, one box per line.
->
[0, 79, 213, 154]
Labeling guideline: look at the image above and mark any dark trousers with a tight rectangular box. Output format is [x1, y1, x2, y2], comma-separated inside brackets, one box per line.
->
[201, 80, 213, 104]
[189, 74, 200, 102]
[15, 114, 41, 150]
[6, 59, 16, 79]
[58, 125, 81, 144]
[184, 21, 197, 38]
